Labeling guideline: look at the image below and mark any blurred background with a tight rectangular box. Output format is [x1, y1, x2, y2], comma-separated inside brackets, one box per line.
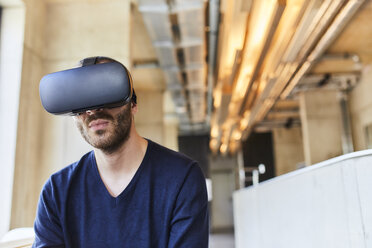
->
[1, 0, 372, 247]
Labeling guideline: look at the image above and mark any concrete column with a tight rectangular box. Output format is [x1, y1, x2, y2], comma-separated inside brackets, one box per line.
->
[135, 90, 164, 145]
[272, 127, 304, 175]
[163, 118, 179, 151]
[349, 65, 372, 150]
[162, 91, 179, 151]
[299, 90, 343, 165]
[209, 155, 236, 232]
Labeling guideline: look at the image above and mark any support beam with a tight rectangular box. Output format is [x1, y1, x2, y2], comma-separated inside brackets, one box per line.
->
[299, 90, 343, 165]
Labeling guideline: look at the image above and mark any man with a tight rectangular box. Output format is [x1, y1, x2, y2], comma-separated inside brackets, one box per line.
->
[33, 57, 209, 247]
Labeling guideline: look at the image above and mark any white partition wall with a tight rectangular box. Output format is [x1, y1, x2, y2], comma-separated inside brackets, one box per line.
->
[233, 150, 372, 248]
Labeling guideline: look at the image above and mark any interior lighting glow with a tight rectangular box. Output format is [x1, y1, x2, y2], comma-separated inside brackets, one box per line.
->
[233, 66, 253, 100]
[229, 140, 238, 154]
[220, 143, 228, 154]
[210, 139, 218, 151]
[213, 88, 222, 108]
[211, 125, 219, 138]
[228, 0, 285, 124]
[249, 1, 277, 48]
[233, 130, 242, 140]
[240, 118, 249, 130]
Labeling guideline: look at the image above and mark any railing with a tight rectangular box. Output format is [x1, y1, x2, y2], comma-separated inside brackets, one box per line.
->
[0, 228, 34, 248]
[0, 239, 33, 248]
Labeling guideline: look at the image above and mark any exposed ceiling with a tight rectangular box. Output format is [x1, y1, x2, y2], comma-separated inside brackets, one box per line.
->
[136, 0, 209, 134]
[133, 0, 372, 154]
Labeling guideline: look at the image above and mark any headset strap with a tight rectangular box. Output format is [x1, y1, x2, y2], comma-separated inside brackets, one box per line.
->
[81, 57, 98, 66]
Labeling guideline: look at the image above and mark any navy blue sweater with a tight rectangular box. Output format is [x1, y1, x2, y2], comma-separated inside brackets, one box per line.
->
[33, 140, 209, 247]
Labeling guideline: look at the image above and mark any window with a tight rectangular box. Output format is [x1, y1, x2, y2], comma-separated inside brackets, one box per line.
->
[0, 2, 25, 238]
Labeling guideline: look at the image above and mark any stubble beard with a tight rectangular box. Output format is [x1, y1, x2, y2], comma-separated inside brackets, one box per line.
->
[77, 106, 132, 154]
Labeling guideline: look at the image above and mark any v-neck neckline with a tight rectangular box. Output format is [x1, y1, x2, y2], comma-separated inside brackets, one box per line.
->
[90, 140, 151, 206]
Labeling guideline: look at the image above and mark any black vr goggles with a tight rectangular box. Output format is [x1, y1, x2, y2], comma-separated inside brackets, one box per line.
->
[39, 57, 136, 115]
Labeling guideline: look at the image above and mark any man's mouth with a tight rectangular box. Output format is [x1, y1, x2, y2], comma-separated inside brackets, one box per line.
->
[88, 119, 110, 131]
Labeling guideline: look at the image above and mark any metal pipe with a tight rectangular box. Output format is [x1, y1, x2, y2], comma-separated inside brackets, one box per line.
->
[339, 91, 354, 154]
[206, 0, 220, 127]
[252, 170, 259, 185]
[281, 0, 365, 100]
[320, 53, 361, 63]
[308, 0, 366, 61]
[297, 0, 344, 60]
[237, 148, 245, 189]
[133, 60, 160, 69]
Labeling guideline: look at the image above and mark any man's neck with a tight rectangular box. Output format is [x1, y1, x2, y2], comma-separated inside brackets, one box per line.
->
[95, 132, 147, 171]
[93, 131, 148, 197]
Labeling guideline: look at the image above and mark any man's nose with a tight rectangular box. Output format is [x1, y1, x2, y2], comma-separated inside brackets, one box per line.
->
[86, 108, 103, 115]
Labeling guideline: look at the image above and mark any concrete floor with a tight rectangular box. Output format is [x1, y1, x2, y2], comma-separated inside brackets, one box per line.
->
[209, 233, 235, 248]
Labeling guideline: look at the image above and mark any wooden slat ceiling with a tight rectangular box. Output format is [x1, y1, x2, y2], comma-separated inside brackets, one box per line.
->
[131, 0, 372, 153]
[325, 0, 372, 63]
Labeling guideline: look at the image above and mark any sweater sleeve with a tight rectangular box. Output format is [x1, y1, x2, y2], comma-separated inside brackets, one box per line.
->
[168, 163, 209, 248]
[33, 179, 65, 248]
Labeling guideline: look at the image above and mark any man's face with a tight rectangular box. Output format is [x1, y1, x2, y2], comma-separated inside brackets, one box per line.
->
[74, 104, 133, 154]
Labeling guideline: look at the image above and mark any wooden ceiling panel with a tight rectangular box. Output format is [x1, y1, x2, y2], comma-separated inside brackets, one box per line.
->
[311, 59, 362, 73]
[272, 100, 299, 110]
[326, 1, 372, 62]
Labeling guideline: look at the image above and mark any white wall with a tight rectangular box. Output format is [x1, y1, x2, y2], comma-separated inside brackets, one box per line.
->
[233, 150, 372, 248]
[0, 4, 25, 237]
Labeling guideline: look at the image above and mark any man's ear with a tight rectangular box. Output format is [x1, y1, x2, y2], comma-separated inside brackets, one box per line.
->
[131, 102, 138, 114]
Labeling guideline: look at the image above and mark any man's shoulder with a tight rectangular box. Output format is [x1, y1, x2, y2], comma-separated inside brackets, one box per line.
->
[145, 140, 206, 195]
[148, 140, 195, 167]
[145, 140, 204, 182]
[47, 151, 93, 189]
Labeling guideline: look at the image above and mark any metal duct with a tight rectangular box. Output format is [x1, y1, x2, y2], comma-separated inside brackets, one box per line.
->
[138, 0, 208, 131]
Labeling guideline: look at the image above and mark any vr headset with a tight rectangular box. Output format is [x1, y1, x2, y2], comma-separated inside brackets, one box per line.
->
[39, 57, 136, 115]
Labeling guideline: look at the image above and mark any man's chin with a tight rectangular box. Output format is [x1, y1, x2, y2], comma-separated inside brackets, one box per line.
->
[84, 131, 112, 146]
[89, 138, 114, 150]
[86, 126, 110, 137]
[95, 129, 106, 135]
[90, 139, 125, 154]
